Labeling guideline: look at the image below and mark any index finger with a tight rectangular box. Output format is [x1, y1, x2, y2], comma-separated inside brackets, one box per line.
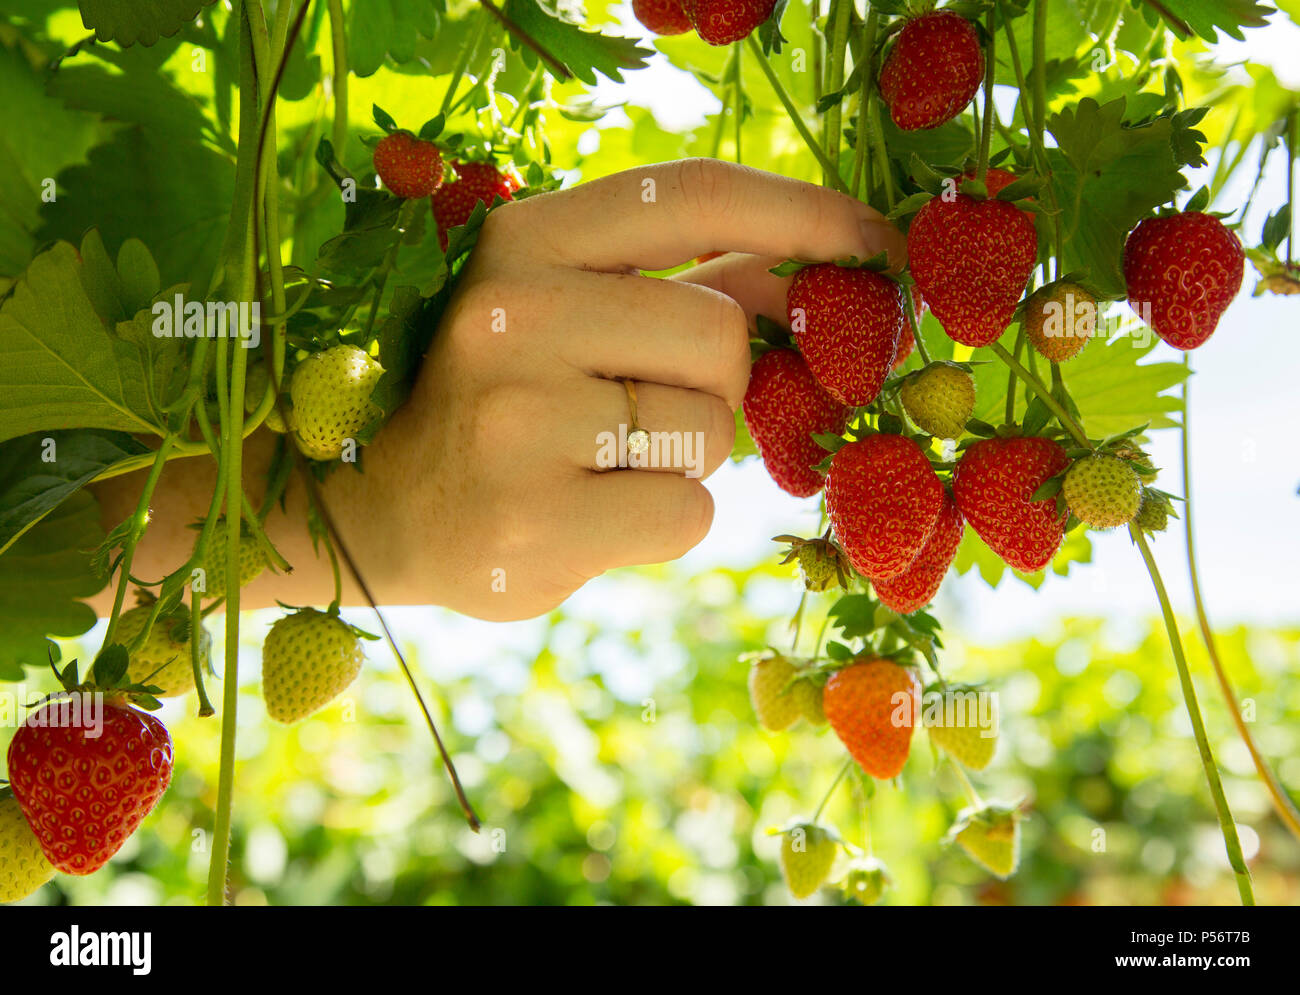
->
[507, 158, 906, 273]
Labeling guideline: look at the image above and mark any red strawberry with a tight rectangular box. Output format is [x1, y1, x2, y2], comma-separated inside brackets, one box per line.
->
[879, 11, 984, 131]
[681, 0, 776, 46]
[743, 348, 852, 497]
[431, 160, 521, 248]
[891, 321, 915, 372]
[953, 436, 1069, 572]
[1122, 211, 1244, 350]
[787, 264, 905, 406]
[873, 487, 964, 613]
[7, 697, 174, 875]
[372, 131, 443, 200]
[823, 658, 921, 779]
[908, 189, 1038, 347]
[825, 433, 944, 579]
[634, 0, 692, 34]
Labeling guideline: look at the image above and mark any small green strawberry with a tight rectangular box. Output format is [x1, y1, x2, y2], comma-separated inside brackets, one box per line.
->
[779, 822, 840, 899]
[1023, 282, 1096, 362]
[288, 345, 384, 461]
[841, 856, 890, 905]
[194, 520, 269, 602]
[793, 677, 827, 726]
[924, 687, 998, 770]
[1134, 487, 1176, 533]
[262, 608, 367, 724]
[774, 535, 850, 592]
[746, 651, 801, 731]
[0, 792, 55, 903]
[947, 803, 1022, 878]
[117, 604, 210, 698]
[1063, 454, 1141, 529]
[899, 361, 976, 440]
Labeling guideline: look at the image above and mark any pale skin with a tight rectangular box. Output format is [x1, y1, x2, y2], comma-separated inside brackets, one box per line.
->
[92, 159, 905, 622]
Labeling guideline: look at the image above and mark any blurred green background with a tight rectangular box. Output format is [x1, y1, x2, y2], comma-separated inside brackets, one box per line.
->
[5, 554, 1298, 906]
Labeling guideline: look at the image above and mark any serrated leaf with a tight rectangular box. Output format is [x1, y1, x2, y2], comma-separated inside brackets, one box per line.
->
[346, 0, 442, 77]
[501, 0, 653, 85]
[1139, 0, 1274, 41]
[78, 0, 219, 47]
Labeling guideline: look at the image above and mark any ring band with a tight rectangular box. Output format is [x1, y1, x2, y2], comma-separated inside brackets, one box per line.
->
[622, 379, 650, 456]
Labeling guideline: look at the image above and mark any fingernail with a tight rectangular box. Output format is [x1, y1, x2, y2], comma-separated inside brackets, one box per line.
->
[861, 219, 907, 269]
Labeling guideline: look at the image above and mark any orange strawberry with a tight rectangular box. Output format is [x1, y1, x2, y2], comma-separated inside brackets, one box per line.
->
[822, 658, 921, 779]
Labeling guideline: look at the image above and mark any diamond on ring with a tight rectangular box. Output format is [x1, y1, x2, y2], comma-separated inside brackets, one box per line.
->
[627, 428, 650, 455]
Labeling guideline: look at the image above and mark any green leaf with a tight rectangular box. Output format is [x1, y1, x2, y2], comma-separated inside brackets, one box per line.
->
[0, 242, 163, 443]
[828, 594, 877, 641]
[0, 429, 149, 556]
[77, 0, 219, 47]
[1046, 98, 1205, 298]
[731, 407, 757, 462]
[0, 488, 105, 681]
[953, 521, 1092, 590]
[346, 0, 442, 77]
[1137, 0, 1275, 41]
[501, 0, 654, 85]
[1262, 204, 1291, 253]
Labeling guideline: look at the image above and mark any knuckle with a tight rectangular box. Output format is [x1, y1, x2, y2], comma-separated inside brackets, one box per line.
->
[674, 157, 737, 224]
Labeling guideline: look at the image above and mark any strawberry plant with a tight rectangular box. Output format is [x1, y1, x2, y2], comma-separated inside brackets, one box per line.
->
[0, 0, 1295, 908]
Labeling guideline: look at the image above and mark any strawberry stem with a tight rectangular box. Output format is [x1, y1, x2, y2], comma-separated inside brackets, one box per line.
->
[190, 585, 215, 718]
[823, 0, 852, 188]
[733, 40, 744, 164]
[1004, 327, 1025, 426]
[813, 758, 854, 821]
[1180, 356, 1300, 840]
[988, 341, 1088, 446]
[850, 12, 879, 200]
[949, 760, 984, 808]
[1130, 524, 1256, 906]
[327, 0, 349, 152]
[747, 36, 849, 194]
[975, 10, 996, 185]
[903, 285, 932, 365]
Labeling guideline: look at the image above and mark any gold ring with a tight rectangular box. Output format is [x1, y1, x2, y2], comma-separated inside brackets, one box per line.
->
[622, 379, 650, 456]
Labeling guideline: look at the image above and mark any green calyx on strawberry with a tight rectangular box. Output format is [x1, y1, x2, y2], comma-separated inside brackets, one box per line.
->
[1062, 453, 1142, 529]
[633, 0, 692, 34]
[953, 434, 1069, 573]
[825, 431, 944, 580]
[872, 486, 964, 614]
[261, 607, 373, 724]
[0, 790, 56, 903]
[431, 159, 522, 248]
[823, 657, 921, 780]
[191, 517, 270, 602]
[116, 602, 211, 698]
[841, 856, 891, 905]
[906, 169, 1039, 348]
[1122, 210, 1244, 350]
[1133, 486, 1179, 534]
[743, 348, 852, 498]
[785, 261, 906, 406]
[773, 533, 851, 592]
[680, 0, 776, 46]
[898, 360, 976, 440]
[946, 802, 1024, 879]
[777, 821, 841, 899]
[6, 688, 173, 874]
[288, 344, 385, 462]
[744, 649, 826, 731]
[1023, 280, 1098, 362]
[923, 683, 998, 770]
[879, 10, 984, 131]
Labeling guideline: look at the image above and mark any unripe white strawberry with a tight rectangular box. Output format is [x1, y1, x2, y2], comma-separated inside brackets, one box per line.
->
[118, 604, 211, 697]
[0, 793, 55, 903]
[900, 361, 976, 439]
[1063, 454, 1141, 529]
[195, 521, 268, 602]
[288, 345, 384, 461]
[262, 608, 366, 723]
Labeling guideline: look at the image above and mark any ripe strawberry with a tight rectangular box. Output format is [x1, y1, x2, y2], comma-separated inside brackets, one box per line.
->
[822, 658, 921, 779]
[743, 349, 852, 497]
[779, 823, 839, 899]
[953, 436, 1069, 572]
[431, 160, 521, 247]
[1122, 212, 1244, 350]
[1063, 454, 1141, 529]
[1024, 281, 1096, 362]
[873, 488, 964, 613]
[633, 0, 692, 34]
[372, 131, 444, 200]
[262, 608, 367, 724]
[0, 792, 55, 903]
[825, 433, 944, 580]
[787, 264, 905, 406]
[195, 519, 269, 602]
[841, 856, 890, 905]
[948, 803, 1022, 878]
[879, 11, 984, 131]
[288, 345, 384, 461]
[899, 361, 976, 439]
[7, 697, 173, 875]
[117, 604, 210, 698]
[924, 686, 998, 770]
[681, 0, 776, 45]
[747, 650, 801, 731]
[907, 189, 1038, 348]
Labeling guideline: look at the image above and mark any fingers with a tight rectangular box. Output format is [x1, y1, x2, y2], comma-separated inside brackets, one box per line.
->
[555, 271, 751, 409]
[506, 159, 906, 272]
[558, 378, 735, 478]
[576, 471, 715, 571]
[670, 252, 791, 329]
